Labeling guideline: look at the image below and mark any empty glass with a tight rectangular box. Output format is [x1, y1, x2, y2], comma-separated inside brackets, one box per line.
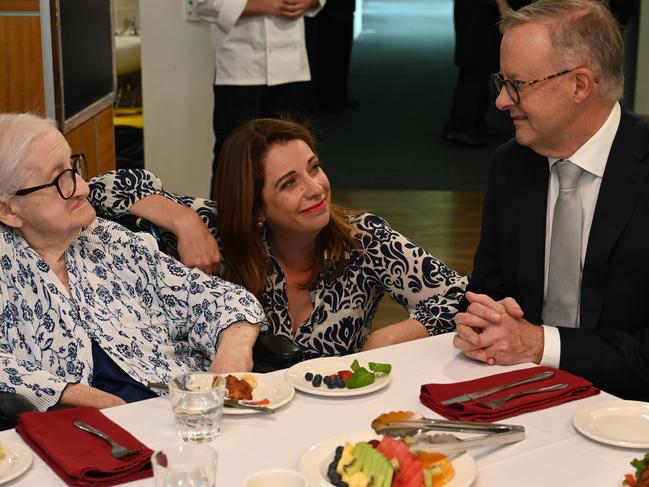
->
[151, 443, 217, 487]
[169, 372, 225, 443]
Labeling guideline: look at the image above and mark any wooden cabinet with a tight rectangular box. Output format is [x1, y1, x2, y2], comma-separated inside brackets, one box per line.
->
[0, 0, 115, 178]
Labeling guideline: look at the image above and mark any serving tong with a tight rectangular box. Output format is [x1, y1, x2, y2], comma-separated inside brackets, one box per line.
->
[371, 411, 525, 455]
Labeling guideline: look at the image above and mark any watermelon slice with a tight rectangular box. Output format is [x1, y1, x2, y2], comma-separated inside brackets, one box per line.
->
[377, 437, 425, 487]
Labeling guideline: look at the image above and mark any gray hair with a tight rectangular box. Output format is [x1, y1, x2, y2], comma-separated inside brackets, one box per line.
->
[500, 0, 624, 103]
[0, 113, 58, 200]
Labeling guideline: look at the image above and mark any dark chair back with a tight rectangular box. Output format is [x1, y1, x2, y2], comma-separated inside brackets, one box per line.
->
[0, 392, 37, 431]
[252, 334, 304, 373]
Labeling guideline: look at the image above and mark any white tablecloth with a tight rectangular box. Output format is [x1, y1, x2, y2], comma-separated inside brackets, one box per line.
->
[0, 333, 643, 486]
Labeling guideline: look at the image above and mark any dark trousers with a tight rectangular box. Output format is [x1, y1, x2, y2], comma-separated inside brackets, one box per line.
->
[444, 67, 491, 136]
[211, 82, 308, 198]
[314, 16, 354, 108]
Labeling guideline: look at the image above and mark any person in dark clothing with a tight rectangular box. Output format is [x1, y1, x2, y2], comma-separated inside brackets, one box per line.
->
[442, 0, 530, 148]
[454, 0, 649, 401]
[305, 0, 357, 113]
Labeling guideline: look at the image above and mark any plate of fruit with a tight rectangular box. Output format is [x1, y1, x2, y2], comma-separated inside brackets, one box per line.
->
[623, 452, 649, 487]
[298, 430, 476, 487]
[286, 357, 392, 397]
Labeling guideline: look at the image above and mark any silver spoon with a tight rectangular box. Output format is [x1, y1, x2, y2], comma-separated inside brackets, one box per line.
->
[73, 421, 140, 459]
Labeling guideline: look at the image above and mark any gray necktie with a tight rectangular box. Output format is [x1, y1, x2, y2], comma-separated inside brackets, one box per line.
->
[542, 160, 584, 327]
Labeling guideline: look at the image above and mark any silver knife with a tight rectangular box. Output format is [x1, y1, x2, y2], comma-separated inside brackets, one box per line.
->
[440, 370, 554, 405]
[147, 382, 274, 414]
[223, 398, 275, 414]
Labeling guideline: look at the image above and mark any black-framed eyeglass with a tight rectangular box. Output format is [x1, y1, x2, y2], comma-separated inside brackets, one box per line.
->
[492, 68, 576, 104]
[15, 153, 86, 200]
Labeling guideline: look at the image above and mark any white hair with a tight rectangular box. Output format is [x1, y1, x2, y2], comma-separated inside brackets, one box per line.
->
[0, 113, 58, 200]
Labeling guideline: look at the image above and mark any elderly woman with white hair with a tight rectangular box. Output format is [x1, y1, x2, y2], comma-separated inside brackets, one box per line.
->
[0, 113, 265, 411]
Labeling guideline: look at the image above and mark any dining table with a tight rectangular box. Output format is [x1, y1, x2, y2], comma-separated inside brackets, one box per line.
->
[0, 332, 644, 486]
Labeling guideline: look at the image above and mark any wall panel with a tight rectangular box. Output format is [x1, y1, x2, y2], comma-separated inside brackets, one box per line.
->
[0, 15, 45, 114]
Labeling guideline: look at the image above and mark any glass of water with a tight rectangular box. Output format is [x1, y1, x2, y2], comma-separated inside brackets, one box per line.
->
[169, 372, 225, 443]
[151, 443, 217, 487]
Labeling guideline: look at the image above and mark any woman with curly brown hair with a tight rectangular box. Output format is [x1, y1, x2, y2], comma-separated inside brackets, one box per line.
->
[90, 118, 466, 358]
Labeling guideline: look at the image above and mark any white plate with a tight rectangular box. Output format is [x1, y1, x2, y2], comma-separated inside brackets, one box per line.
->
[298, 430, 476, 487]
[286, 357, 391, 397]
[0, 440, 33, 484]
[573, 399, 649, 448]
[221, 372, 295, 415]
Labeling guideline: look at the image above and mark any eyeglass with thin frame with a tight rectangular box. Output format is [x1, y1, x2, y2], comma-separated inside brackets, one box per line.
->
[15, 153, 87, 200]
[492, 68, 577, 104]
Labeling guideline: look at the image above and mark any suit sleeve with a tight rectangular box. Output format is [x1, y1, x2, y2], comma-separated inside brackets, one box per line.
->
[559, 327, 649, 399]
[464, 156, 509, 308]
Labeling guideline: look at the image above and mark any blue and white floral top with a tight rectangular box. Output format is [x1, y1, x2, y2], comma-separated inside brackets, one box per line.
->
[89, 170, 467, 359]
[0, 218, 265, 411]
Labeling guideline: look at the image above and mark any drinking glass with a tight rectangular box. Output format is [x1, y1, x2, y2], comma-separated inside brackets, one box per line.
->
[169, 372, 225, 443]
[151, 443, 217, 487]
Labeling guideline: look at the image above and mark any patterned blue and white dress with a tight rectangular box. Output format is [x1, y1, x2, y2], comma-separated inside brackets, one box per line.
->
[0, 218, 265, 411]
[89, 170, 467, 359]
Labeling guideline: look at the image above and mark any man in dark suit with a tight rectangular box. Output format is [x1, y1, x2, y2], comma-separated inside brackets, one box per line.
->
[453, 0, 649, 400]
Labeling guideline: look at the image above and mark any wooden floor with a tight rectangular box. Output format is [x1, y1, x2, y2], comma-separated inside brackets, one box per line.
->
[334, 190, 484, 328]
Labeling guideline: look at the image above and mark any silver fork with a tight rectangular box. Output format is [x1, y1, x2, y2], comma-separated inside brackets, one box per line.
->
[73, 420, 140, 459]
[478, 383, 569, 409]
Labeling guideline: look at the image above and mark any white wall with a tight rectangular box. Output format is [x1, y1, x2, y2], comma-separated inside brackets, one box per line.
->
[635, 0, 649, 115]
[139, 0, 215, 197]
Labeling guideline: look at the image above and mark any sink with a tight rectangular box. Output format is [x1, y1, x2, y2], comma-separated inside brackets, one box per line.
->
[114, 35, 141, 75]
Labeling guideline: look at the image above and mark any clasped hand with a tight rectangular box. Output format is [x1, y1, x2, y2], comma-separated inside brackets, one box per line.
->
[268, 0, 317, 19]
[453, 291, 544, 365]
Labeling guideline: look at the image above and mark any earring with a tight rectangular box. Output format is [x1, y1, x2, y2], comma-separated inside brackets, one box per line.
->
[258, 219, 264, 228]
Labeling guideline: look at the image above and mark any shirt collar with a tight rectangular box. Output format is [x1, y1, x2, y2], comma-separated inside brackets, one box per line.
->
[548, 102, 621, 178]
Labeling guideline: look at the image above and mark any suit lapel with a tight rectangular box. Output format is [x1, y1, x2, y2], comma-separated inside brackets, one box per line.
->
[517, 151, 549, 323]
[581, 111, 649, 328]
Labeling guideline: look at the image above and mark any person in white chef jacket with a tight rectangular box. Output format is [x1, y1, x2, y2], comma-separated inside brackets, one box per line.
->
[196, 0, 325, 199]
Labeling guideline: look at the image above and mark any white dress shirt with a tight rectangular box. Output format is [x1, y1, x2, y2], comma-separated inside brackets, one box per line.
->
[540, 102, 621, 367]
[196, 0, 324, 86]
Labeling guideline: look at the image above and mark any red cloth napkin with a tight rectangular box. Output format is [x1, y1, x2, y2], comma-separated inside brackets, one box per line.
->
[420, 366, 599, 422]
[16, 406, 153, 486]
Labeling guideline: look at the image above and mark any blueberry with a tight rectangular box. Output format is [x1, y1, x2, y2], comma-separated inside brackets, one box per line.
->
[312, 374, 322, 387]
[335, 445, 344, 456]
[304, 372, 313, 381]
[330, 472, 342, 483]
[327, 454, 340, 476]
[326, 379, 336, 389]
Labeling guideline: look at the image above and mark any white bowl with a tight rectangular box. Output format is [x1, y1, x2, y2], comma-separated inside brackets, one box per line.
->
[244, 468, 308, 487]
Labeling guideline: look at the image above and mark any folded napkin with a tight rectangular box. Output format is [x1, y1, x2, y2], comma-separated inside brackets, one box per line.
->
[420, 366, 599, 422]
[16, 406, 153, 486]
